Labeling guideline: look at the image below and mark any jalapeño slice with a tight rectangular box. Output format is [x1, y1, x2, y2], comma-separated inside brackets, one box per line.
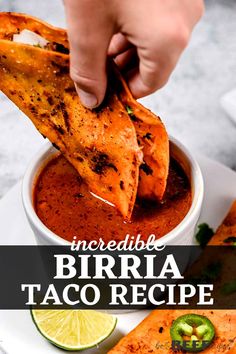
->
[170, 314, 215, 352]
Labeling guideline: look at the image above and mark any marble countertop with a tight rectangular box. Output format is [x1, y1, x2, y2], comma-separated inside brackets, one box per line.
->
[0, 0, 235, 199]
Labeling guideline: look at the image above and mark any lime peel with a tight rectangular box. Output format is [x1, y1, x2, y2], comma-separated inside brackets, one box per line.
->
[31, 309, 117, 351]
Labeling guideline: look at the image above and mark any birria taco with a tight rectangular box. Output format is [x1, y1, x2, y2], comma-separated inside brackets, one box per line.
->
[0, 12, 169, 220]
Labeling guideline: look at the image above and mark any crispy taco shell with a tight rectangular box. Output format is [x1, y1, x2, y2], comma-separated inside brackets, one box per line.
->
[109, 309, 236, 353]
[114, 68, 169, 200]
[209, 200, 236, 245]
[0, 12, 68, 47]
[0, 12, 169, 218]
[0, 45, 143, 220]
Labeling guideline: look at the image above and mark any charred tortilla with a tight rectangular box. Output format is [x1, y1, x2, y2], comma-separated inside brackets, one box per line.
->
[0, 12, 69, 50]
[109, 309, 236, 353]
[115, 68, 169, 200]
[0, 12, 169, 218]
[0, 40, 142, 220]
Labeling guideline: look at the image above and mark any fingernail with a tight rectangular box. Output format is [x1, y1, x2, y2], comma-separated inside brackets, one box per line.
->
[75, 85, 98, 109]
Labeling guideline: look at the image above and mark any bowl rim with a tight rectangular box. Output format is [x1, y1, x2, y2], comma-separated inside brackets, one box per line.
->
[22, 136, 204, 245]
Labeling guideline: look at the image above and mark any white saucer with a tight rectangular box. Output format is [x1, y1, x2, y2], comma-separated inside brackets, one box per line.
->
[0, 155, 236, 353]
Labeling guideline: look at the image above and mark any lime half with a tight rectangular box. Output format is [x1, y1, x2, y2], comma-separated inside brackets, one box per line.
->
[31, 309, 117, 351]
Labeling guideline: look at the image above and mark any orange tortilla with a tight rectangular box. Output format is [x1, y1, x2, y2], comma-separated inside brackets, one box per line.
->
[115, 68, 169, 200]
[209, 200, 236, 245]
[109, 309, 236, 354]
[0, 39, 142, 220]
[0, 12, 68, 46]
[0, 12, 169, 218]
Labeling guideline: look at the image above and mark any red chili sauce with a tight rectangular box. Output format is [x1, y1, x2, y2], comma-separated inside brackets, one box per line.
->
[34, 154, 192, 243]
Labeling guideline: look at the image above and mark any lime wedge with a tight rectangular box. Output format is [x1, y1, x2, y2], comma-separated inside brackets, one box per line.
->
[31, 309, 117, 351]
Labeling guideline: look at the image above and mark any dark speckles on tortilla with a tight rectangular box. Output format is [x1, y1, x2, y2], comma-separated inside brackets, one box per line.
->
[51, 60, 69, 76]
[47, 96, 54, 106]
[41, 112, 50, 119]
[29, 104, 37, 114]
[76, 156, 84, 162]
[140, 162, 153, 176]
[120, 180, 125, 190]
[57, 101, 70, 131]
[91, 153, 118, 175]
[143, 132, 152, 140]
[51, 108, 57, 116]
[130, 115, 141, 123]
[55, 125, 65, 135]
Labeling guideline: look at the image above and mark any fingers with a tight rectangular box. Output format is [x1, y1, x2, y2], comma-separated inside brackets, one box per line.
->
[64, 0, 115, 108]
[124, 18, 192, 98]
[115, 0, 204, 98]
[64, 0, 204, 105]
[126, 43, 183, 99]
[113, 47, 138, 72]
[108, 33, 132, 57]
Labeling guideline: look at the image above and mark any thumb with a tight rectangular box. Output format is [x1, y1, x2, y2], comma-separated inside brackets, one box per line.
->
[64, 0, 115, 108]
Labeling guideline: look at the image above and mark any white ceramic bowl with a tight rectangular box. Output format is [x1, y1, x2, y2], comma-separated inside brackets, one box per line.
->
[22, 137, 204, 246]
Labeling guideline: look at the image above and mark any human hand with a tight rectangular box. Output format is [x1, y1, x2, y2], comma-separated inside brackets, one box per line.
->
[64, 0, 204, 108]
